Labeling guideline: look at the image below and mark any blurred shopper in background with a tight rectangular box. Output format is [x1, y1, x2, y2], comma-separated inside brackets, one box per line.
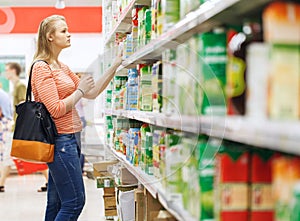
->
[0, 87, 13, 192]
[3, 62, 49, 192]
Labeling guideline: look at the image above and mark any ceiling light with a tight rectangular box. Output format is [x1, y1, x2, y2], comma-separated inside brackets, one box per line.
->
[55, 0, 65, 9]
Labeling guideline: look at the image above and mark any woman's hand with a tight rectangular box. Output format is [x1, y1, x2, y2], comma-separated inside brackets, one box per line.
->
[78, 74, 95, 94]
[82, 47, 123, 99]
[114, 47, 123, 66]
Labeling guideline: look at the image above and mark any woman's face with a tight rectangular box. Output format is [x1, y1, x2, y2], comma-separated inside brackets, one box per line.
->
[50, 20, 71, 49]
[5, 65, 14, 80]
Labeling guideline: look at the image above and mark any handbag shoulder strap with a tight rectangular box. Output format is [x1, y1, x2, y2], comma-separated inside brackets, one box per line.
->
[26, 60, 49, 102]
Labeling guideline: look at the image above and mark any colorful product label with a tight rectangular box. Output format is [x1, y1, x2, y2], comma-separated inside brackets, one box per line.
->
[220, 183, 249, 211]
[251, 183, 274, 210]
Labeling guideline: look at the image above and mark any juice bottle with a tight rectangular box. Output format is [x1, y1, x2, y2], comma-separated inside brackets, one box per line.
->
[226, 20, 263, 115]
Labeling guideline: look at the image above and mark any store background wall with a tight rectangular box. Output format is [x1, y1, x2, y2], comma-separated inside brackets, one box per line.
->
[0, 33, 103, 72]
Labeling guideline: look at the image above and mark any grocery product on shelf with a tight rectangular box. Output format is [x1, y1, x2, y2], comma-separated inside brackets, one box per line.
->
[198, 27, 227, 116]
[145, 9, 152, 45]
[152, 61, 163, 113]
[291, 182, 300, 221]
[126, 68, 139, 110]
[127, 128, 140, 164]
[156, 0, 163, 37]
[263, 2, 300, 45]
[226, 20, 263, 115]
[267, 44, 300, 120]
[181, 135, 200, 219]
[132, 5, 142, 52]
[272, 154, 300, 221]
[180, 0, 201, 19]
[250, 149, 276, 221]
[162, 49, 179, 115]
[245, 43, 270, 119]
[144, 131, 154, 175]
[263, 2, 300, 120]
[198, 136, 216, 221]
[140, 123, 151, 171]
[176, 39, 198, 116]
[163, 132, 183, 202]
[161, 0, 180, 32]
[112, 76, 128, 110]
[138, 6, 150, 49]
[123, 33, 134, 58]
[214, 142, 250, 221]
[152, 128, 165, 178]
[139, 64, 153, 111]
[105, 82, 113, 109]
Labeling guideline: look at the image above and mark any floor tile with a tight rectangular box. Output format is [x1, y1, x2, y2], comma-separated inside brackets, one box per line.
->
[0, 174, 106, 221]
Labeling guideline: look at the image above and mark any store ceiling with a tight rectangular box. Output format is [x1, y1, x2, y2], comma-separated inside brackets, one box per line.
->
[0, 0, 102, 7]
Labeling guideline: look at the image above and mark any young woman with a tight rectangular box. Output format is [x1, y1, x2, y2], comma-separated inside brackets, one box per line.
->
[31, 15, 122, 220]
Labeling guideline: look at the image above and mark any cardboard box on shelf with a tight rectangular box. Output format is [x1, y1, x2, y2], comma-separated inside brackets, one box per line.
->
[104, 195, 117, 209]
[120, 167, 138, 185]
[144, 189, 163, 221]
[104, 187, 115, 196]
[93, 160, 118, 177]
[93, 170, 111, 178]
[105, 208, 118, 216]
[135, 188, 145, 221]
[150, 211, 160, 221]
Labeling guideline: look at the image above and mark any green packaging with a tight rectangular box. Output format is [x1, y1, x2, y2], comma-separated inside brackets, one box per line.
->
[198, 28, 227, 116]
[96, 177, 115, 188]
[138, 7, 149, 49]
[144, 9, 152, 45]
[198, 136, 216, 221]
[161, 0, 180, 32]
[140, 124, 151, 170]
[139, 65, 153, 111]
[145, 132, 153, 175]
[152, 61, 163, 113]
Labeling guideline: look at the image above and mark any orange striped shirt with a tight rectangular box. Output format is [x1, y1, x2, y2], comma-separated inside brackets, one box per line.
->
[31, 61, 82, 134]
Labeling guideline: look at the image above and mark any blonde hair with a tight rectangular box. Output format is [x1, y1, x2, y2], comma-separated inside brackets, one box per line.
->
[33, 15, 66, 61]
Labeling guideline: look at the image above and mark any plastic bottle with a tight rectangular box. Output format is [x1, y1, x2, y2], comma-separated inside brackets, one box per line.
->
[226, 20, 263, 115]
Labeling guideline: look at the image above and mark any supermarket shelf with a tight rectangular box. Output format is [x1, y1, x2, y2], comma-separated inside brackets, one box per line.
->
[105, 109, 300, 155]
[116, 0, 273, 69]
[218, 117, 300, 155]
[104, 0, 151, 45]
[105, 109, 201, 134]
[108, 146, 157, 198]
[107, 145, 197, 221]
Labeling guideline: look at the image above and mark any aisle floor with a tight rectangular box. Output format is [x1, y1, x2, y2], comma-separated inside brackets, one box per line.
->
[0, 173, 106, 221]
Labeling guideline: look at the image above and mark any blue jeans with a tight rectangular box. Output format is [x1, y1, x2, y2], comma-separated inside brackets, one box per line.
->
[45, 133, 85, 221]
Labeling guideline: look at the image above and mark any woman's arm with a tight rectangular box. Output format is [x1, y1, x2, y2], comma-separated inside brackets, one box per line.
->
[83, 56, 123, 100]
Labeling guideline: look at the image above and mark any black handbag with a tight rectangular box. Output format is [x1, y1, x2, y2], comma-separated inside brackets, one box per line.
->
[10, 60, 58, 163]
